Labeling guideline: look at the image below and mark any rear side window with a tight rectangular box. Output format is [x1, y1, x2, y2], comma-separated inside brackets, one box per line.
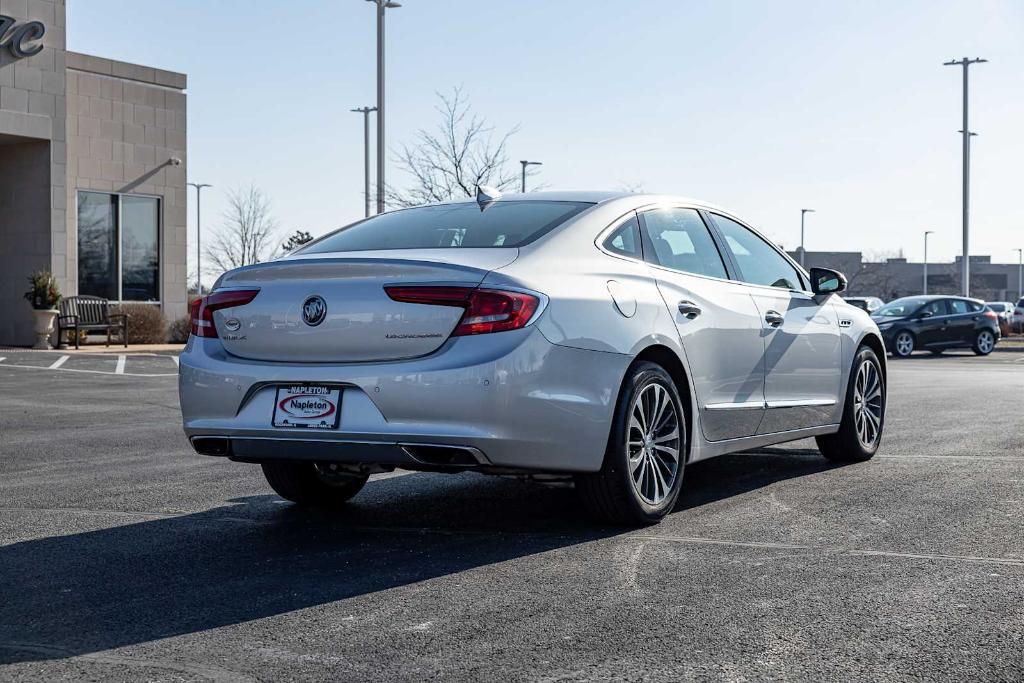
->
[711, 214, 803, 290]
[967, 301, 984, 313]
[948, 299, 970, 315]
[301, 201, 593, 253]
[640, 208, 728, 279]
[603, 215, 642, 258]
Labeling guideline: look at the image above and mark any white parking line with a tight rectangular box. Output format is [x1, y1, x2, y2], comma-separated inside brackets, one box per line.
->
[49, 355, 69, 369]
[0, 357, 6, 363]
[114, 355, 126, 374]
[172, 356, 179, 367]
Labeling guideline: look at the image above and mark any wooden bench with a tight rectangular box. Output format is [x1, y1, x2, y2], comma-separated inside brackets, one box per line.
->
[57, 296, 128, 349]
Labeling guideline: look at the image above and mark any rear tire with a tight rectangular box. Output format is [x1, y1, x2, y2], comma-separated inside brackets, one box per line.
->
[261, 461, 368, 506]
[816, 345, 885, 463]
[973, 329, 995, 356]
[576, 361, 686, 526]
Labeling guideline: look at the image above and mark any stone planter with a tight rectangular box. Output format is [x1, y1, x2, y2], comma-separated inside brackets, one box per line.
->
[32, 309, 58, 350]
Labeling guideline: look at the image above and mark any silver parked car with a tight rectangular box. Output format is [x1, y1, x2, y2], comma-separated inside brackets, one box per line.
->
[179, 191, 886, 525]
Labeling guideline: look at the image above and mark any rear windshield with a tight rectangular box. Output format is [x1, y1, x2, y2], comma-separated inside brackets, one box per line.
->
[987, 303, 1006, 312]
[301, 201, 593, 254]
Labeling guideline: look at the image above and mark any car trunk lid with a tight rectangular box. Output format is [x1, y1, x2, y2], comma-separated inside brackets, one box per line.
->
[212, 249, 518, 362]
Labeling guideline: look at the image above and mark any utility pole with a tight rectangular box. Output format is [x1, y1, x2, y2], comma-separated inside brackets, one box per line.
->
[943, 57, 987, 297]
[187, 182, 212, 294]
[799, 208, 815, 268]
[367, 0, 401, 215]
[923, 230, 934, 294]
[520, 160, 542, 193]
[351, 106, 377, 217]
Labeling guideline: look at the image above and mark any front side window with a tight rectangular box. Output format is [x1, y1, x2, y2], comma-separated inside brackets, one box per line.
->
[922, 300, 948, 316]
[711, 214, 802, 291]
[77, 191, 161, 302]
[603, 215, 642, 258]
[302, 201, 593, 254]
[640, 208, 728, 279]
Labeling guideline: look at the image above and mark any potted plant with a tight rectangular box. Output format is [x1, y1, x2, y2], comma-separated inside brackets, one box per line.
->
[23, 270, 62, 350]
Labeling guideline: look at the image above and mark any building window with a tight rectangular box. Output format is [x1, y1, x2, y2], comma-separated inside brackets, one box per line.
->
[77, 191, 160, 302]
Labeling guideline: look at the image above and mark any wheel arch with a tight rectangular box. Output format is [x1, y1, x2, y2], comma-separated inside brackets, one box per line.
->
[632, 344, 695, 462]
[858, 332, 887, 381]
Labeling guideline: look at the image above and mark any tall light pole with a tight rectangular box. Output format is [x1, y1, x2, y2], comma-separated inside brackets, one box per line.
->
[923, 230, 934, 294]
[351, 106, 377, 218]
[367, 0, 401, 215]
[1015, 248, 1023, 301]
[187, 182, 212, 294]
[943, 57, 987, 297]
[520, 160, 542, 193]
[799, 208, 815, 268]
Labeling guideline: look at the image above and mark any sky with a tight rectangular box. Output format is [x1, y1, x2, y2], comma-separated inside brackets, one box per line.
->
[67, 0, 1024, 278]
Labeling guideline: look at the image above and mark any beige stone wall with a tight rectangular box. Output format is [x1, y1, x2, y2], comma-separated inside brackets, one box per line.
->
[0, 0, 66, 345]
[66, 51, 187, 321]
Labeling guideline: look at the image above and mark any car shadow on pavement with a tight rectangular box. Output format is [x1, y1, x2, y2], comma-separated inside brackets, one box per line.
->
[0, 450, 840, 665]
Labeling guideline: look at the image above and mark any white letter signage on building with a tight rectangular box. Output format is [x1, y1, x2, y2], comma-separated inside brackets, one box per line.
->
[0, 15, 45, 59]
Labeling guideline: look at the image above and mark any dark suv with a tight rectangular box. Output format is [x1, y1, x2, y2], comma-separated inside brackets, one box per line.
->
[871, 295, 1000, 357]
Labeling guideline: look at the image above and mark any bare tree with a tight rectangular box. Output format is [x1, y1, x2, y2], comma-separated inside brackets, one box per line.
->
[388, 87, 528, 207]
[205, 185, 280, 275]
[281, 230, 314, 253]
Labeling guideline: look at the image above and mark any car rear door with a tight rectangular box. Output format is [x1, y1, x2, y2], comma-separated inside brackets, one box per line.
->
[707, 213, 842, 434]
[946, 298, 982, 344]
[637, 207, 766, 441]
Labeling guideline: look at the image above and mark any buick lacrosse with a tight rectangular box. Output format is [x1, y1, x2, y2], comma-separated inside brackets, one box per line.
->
[179, 191, 886, 525]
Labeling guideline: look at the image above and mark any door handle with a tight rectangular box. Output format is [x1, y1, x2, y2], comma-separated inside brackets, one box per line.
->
[678, 300, 701, 319]
[765, 310, 784, 327]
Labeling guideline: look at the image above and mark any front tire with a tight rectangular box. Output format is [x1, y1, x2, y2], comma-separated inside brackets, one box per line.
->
[576, 361, 686, 525]
[892, 331, 915, 357]
[816, 345, 885, 463]
[261, 461, 368, 507]
[973, 329, 995, 356]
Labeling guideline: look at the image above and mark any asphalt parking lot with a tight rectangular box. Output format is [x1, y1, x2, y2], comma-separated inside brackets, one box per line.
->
[1, 348, 1023, 681]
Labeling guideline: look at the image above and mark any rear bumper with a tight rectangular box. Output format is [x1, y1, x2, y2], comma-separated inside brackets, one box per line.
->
[178, 328, 631, 473]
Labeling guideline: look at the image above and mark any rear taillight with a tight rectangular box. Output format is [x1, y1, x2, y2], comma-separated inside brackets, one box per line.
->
[984, 310, 998, 320]
[189, 289, 260, 338]
[384, 286, 541, 336]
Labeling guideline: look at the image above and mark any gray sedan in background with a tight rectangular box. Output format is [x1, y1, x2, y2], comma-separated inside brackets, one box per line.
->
[179, 191, 886, 525]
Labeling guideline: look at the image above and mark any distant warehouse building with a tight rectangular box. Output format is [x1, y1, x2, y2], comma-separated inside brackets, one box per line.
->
[0, 0, 186, 346]
[791, 249, 1023, 303]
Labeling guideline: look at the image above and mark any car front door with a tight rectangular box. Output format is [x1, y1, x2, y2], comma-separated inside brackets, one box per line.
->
[913, 299, 950, 347]
[707, 213, 842, 434]
[637, 207, 766, 441]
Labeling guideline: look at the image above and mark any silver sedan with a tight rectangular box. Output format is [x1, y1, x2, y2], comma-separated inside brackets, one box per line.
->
[179, 191, 886, 525]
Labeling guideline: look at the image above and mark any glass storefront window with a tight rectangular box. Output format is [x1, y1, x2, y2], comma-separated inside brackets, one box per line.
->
[77, 191, 160, 302]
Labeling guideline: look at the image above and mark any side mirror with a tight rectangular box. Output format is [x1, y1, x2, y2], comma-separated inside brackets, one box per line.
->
[809, 267, 846, 295]
[917, 310, 933, 319]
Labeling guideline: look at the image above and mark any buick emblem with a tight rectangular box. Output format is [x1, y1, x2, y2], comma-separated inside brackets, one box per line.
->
[302, 295, 327, 327]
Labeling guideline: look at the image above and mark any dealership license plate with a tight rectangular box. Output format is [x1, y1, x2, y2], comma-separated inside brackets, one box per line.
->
[272, 385, 342, 429]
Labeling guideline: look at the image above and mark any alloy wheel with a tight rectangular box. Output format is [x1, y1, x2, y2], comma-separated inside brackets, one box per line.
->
[627, 383, 682, 505]
[977, 331, 994, 354]
[852, 359, 883, 448]
[895, 332, 914, 356]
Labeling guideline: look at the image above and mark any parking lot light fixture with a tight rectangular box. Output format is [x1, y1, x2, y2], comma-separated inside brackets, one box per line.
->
[520, 160, 542, 193]
[799, 209, 815, 267]
[187, 182, 212, 294]
[923, 230, 934, 294]
[1015, 247, 1023, 301]
[367, 0, 401, 214]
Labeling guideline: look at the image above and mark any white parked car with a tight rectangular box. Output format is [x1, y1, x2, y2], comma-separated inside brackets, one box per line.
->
[178, 192, 886, 525]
